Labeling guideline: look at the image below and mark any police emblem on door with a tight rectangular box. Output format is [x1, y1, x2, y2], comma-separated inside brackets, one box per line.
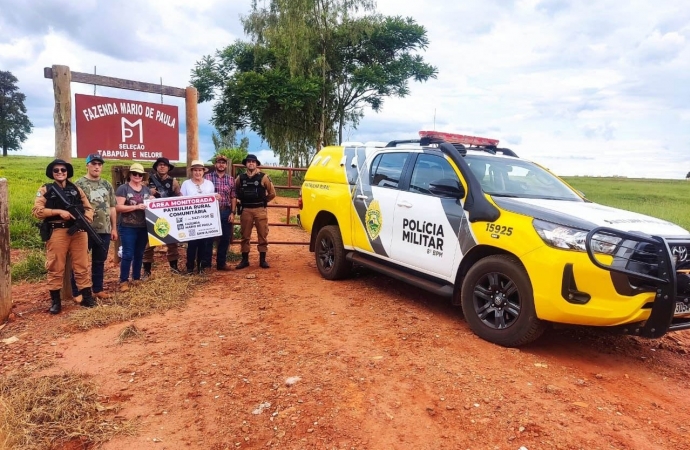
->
[365, 200, 383, 240]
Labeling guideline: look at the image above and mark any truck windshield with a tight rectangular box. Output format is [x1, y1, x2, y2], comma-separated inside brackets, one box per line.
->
[464, 154, 582, 201]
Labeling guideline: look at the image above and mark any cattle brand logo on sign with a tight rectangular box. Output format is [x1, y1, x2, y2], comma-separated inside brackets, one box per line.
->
[75, 94, 179, 161]
[365, 200, 383, 241]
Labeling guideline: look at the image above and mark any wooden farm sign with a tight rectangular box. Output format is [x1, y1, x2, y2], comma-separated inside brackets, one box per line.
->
[75, 94, 180, 161]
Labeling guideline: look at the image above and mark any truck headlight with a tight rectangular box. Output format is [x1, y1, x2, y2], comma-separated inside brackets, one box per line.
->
[533, 219, 621, 254]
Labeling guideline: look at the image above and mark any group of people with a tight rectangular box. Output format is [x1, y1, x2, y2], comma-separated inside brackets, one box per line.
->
[31, 153, 276, 314]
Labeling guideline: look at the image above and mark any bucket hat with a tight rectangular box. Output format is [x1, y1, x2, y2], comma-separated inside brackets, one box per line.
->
[153, 157, 175, 170]
[46, 159, 74, 179]
[241, 154, 260, 166]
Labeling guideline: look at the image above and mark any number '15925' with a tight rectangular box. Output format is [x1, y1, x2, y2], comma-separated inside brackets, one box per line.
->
[486, 223, 513, 236]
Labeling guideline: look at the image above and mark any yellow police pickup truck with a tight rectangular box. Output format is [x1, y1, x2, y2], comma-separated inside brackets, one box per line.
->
[298, 131, 690, 347]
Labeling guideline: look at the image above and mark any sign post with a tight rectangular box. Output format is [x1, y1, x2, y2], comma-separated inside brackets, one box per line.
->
[44, 65, 200, 298]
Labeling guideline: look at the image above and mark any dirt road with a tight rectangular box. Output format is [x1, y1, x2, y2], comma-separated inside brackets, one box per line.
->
[3, 202, 690, 450]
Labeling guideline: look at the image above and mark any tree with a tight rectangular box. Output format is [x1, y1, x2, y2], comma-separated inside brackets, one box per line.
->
[191, 0, 436, 166]
[0, 71, 33, 157]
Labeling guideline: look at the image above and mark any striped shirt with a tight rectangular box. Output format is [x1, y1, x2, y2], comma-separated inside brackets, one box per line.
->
[205, 171, 235, 209]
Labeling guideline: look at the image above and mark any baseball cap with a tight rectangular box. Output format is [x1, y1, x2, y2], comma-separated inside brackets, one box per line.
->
[215, 155, 229, 162]
[86, 153, 105, 164]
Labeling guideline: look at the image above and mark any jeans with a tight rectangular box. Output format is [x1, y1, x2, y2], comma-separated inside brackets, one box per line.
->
[71, 233, 111, 296]
[187, 238, 212, 272]
[119, 226, 148, 283]
[204, 209, 232, 268]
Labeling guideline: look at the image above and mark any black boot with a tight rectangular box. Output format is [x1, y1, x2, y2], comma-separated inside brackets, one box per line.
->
[235, 252, 250, 270]
[143, 262, 152, 277]
[259, 252, 270, 269]
[80, 287, 97, 308]
[49, 289, 61, 314]
[169, 260, 179, 274]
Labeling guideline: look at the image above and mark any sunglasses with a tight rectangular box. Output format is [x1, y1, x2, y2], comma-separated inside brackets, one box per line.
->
[53, 168, 68, 174]
[130, 173, 144, 177]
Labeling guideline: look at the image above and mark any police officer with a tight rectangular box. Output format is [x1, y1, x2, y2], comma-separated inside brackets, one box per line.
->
[234, 154, 276, 269]
[32, 159, 97, 313]
[143, 157, 181, 275]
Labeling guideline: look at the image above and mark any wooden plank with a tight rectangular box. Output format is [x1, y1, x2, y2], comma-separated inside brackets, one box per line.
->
[44, 67, 186, 98]
[0, 179, 11, 322]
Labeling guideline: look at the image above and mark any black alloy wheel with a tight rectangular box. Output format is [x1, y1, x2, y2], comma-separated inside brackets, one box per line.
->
[461, 255, 545, 347]
[314, 225, 352, 280]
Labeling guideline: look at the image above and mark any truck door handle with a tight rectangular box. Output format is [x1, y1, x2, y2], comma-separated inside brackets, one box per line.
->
[397, 200, 413, 208]
[356, 195, 368, 200]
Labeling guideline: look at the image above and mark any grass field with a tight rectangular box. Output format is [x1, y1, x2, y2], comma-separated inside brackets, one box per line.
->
[1, 155, 689, 250]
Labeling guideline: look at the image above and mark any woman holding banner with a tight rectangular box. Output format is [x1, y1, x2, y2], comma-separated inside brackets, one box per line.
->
[115, 163, 152, 291]
[180, 160, 219, 275]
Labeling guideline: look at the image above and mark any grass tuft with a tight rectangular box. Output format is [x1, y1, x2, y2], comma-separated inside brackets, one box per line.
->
[117, 324, 143, 344]
[66, 271, 208, 331]
[10, 250, 47, 284]
[0, 370, 137, 449]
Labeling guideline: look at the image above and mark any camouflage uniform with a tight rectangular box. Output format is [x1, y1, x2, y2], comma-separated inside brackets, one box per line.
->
[70, 177, 116, 297]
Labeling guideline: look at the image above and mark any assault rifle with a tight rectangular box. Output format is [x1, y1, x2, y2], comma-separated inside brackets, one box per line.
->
[48, 183, 107, 252]
[149, 171, 165, 198]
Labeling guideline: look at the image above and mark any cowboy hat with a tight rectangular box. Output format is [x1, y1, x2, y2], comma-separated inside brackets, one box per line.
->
[241, 154, 261, 166]
[46, 159, 74, 179]
[190, 160, 209, 172]
[127, 163, 146, 176]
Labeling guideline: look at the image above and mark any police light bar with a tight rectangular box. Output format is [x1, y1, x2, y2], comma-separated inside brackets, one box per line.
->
[419, 131, 499, 147]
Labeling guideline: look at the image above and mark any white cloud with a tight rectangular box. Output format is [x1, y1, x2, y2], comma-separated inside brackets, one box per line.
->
[1, 0, 690, 179]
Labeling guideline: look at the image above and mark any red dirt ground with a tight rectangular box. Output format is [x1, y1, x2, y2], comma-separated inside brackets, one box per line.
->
[2, 198, 690, 450]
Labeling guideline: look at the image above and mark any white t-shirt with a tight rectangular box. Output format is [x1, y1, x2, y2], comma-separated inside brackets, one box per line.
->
[180, 179, 216, 196]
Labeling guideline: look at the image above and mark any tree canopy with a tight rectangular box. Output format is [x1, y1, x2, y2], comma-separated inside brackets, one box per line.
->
[191, 0, 436, 167]
[0, 71, 33, 157]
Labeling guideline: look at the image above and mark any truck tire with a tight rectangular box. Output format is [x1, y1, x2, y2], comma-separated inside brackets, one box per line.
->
[315, 225, 352, 280]
[461, 255, 545, 347]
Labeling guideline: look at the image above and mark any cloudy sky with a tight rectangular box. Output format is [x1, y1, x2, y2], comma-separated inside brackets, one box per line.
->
[1, 0, 689, 178]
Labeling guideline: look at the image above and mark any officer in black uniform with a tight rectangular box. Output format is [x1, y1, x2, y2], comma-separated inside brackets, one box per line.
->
[143, 157, 181, 274]
[234, 154, 276, 269]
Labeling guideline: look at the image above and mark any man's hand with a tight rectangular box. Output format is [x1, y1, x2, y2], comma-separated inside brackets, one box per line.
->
[111, 229, 118, 241]
[228, 213, 235, 223]
[59, 210, 75, 221]
[150, 187, 158, 196]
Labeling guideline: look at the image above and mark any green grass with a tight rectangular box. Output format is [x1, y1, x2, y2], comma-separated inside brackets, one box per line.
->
[0, 156, 137, 249]
[3, 156, 690, 250]
[10, 250, 47, 283]
[563, 177, 690, 231]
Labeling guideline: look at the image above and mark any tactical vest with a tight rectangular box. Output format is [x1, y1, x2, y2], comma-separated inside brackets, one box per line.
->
[43, 182, 82, 223]
[237, 172, 267, 207]
[149, 175, 177, 198]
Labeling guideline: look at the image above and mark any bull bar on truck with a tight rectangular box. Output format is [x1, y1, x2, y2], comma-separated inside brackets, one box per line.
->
[585, 227, 690, 338]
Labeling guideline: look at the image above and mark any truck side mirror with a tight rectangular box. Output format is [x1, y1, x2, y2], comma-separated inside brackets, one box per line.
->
[429, 179, 465, 198]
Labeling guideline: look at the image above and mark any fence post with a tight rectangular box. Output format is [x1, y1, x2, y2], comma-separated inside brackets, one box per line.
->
[0, 178, 11, 322]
